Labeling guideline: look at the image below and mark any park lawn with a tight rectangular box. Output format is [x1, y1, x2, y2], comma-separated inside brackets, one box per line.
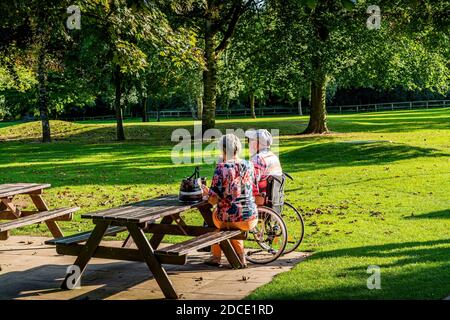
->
[0, 108, 449, 299]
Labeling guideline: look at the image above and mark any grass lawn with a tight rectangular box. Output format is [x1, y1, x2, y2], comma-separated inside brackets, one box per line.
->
[0, 108, 449, 299]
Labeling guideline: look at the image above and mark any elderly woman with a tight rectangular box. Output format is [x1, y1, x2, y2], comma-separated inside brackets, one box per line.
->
[202, 133, 263, 267]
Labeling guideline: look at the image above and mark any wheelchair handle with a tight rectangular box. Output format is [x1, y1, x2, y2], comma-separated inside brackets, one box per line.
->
[283, 172, 294, 181]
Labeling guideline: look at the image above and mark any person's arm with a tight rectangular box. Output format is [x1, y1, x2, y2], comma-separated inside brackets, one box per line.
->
[208, 194, 218, 205]
[250, 162, 265, 206]
[207, 165, 222, 205]
[251, 156, 267, 206]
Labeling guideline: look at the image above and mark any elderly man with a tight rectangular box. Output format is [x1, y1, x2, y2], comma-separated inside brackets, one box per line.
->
[245, 129, 283, 208]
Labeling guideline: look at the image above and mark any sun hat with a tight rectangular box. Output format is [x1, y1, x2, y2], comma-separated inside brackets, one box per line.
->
[245, 129, 273, 147]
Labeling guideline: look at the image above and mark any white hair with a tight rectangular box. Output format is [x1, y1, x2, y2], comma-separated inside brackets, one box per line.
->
[219, 133, 242, 159]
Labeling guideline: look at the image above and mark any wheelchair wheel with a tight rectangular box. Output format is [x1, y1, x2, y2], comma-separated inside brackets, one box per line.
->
[281, 202, 305, 254]
[245, 206, 288, 264]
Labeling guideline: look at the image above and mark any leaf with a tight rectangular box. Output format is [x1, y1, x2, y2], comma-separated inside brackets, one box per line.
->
[304, 0, 317, 10]
[341, 0, 356, 11]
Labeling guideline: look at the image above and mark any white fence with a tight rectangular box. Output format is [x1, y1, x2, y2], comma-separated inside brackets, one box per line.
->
[327, 99, 448, 114]
[53, 99, 448, 121]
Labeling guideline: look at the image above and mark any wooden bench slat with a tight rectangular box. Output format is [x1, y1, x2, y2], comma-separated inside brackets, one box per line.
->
[81, 196, 178, 220]
[45, 226, 127, 246]
[144, 224, 248, 239]
[55, 243, 187, 265]
[114, 205, 191, 222]
[0, 207, 79, 232]
[83, 199, 203, 224]
[155, 230, 243, 256]
[0, 210, 73, 221]
[88, 206, 148, 219]
[0, 183, 51, 198]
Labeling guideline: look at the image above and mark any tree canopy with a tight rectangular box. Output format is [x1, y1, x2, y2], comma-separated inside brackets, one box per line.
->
[1, 0, 448, 140]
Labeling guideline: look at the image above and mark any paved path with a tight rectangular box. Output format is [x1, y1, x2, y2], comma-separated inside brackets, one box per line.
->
[0, 236, 308, 300]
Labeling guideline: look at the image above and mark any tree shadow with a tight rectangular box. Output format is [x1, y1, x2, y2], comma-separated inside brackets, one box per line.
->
[254, 238, 450, 299]
[0, 122, 19, 129]
[0, 251, 304, 300]
[0, 136, 447, 190]
[328, 108, 450, 133]
[280, 140, 449, 172]
[404, 209, 449, 220]
[1, 108, 448, 144]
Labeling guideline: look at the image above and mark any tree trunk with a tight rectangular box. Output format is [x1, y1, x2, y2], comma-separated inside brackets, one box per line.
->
[249, 91, 256, 119]
[197, 94, 203, 120]
[114, 66, 125, 141]
[298, 98, 303, 116]
[156, 101, 160, 122]
[37, 46, 51, 143]
[224, 96, 230, 119]
[202, 19, 217, 133]
[303, 75, 329, 134]
[142, 96, 148, 122]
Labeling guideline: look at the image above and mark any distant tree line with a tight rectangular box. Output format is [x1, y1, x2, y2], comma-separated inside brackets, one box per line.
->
[0, 0, 449, 141]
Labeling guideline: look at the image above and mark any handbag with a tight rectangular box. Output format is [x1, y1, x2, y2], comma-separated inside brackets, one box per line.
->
[178, 166, 207, 203]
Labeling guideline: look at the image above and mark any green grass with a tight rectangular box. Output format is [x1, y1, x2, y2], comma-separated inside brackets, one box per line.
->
[0, 108, 449, 299]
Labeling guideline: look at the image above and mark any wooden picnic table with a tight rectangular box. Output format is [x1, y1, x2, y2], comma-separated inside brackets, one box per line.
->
[0, 183, 78, 240]
[47, 195, 246, 299]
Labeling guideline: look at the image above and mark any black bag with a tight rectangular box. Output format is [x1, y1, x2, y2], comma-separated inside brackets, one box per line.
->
[179, 167, 207, 203]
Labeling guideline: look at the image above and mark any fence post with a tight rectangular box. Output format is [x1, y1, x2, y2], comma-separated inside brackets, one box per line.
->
[374, 104, 377, 112]
[339, 106, 342, 114]
[391, 103, 394, 111]
[426, 101, 429, 108]
[410, 102, 412, 110]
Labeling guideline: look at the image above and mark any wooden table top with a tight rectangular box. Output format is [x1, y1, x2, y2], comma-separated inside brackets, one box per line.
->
[0, 183, 51, 198]
[81, 195, 208, 224]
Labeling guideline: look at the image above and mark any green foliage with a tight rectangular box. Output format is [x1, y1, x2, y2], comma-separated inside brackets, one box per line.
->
[1, 0, 448, 122]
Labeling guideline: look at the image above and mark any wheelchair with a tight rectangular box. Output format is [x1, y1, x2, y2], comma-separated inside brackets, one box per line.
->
[245, 173, 305, 264]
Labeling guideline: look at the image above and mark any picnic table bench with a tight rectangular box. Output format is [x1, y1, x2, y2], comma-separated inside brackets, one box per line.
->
[46, 195, 246, 299]
[0, 183, 78, 240]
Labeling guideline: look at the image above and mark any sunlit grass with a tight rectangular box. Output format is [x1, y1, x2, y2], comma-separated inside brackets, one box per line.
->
[0, 108, 449, 299]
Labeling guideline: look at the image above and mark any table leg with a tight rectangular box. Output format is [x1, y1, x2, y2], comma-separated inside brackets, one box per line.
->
[127, 223, 178, 299]
[197, 202, 214, 226]
[220, 239, 245, 269]
[0, 231, 9, 240]
[1, 197, 21, 218]
[61, 221, 110, 289]
[149, 215, 173, 249]
[30, 194, 63, 238]
[122, 233, 134, 248]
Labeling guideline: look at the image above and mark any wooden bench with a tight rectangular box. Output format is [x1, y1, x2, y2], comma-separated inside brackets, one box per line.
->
[0, 207, 79, 239]
[155, 230, 244, 256]
[45, 226, 127, 246]
[51, 196, 247, 299]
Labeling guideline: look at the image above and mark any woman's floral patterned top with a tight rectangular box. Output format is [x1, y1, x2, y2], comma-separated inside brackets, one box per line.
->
[208, 159, 258, 222]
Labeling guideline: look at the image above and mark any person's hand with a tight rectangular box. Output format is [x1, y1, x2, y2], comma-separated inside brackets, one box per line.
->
[201, 185, 209, 196]
[255, 195, 265, 206]
[208, 194, 218, 205]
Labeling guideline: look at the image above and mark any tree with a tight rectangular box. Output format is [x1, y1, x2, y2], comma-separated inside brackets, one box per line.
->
[271, 0, 450, 133]
[0, 0, 77, 142]
[169, 0, 259, 132]
[218, 5, 310, 119]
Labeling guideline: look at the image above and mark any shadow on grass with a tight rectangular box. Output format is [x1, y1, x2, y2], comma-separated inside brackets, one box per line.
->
[328, 108, 450, 133]
[281, 140, 449, 172]
[404, 209, 449, 220]
[1, 108, 449, 143]
[0, 251, 304, 300]
[0, 133, 447, 189]
[252, 238, 450, 299]
[0, 122, 20, 129]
